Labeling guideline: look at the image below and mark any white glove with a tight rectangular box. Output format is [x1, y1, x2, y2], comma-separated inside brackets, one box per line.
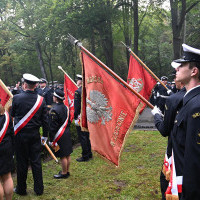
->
[167, 89, 172, 95]
[41, 137, 48, 145]
[75, 119, 79, 126]
[151, 106, 163, 116]
[157, 92, 160, 97]
[48, 141, 53, 146]
[48, 141, 58, 147]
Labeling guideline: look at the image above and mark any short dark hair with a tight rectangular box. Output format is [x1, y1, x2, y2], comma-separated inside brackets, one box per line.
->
[189, 62, 200, 79]
[26, 82, 36, 90]
[54, 96, 63, 103]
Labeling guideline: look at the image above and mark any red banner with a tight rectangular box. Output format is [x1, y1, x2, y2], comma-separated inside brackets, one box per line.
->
[127, 54, 156, 112]
[64, 74, 78, 122]
[0, 79, 12, 111]
[80, 51, 142, 166]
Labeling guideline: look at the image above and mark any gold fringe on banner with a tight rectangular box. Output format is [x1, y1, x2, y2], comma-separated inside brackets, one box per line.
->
[166, 194, 179, 200]
[162, 163, 166, 176]
[0, 79, 13, 112]
[166, 170, 171, 181]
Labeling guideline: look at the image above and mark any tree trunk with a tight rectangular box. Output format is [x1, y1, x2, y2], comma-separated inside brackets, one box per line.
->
[133, 0, 139, 55]
[170, 0, 186, 59]
[35, 41, 47, 80]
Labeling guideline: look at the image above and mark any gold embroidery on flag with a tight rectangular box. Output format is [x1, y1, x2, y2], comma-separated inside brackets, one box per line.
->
[110, 111, 127, 146]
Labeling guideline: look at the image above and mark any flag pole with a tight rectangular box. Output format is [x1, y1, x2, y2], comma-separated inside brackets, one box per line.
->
[44, 143, 59, 163]
[67, 34, 154, 109]
[121, 42, 169, 91]
[58, 66, 78, 87]
[41, 139, 58, 163]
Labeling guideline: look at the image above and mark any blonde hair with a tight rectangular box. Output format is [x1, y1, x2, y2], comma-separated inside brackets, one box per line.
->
[0, 104, 5, 115]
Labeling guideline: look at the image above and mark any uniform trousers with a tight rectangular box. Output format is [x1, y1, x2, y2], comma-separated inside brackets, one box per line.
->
[76, 126, 92, 159]
[15, 132, 43, 195]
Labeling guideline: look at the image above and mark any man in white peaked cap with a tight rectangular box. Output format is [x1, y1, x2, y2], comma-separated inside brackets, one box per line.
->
[11, 73, 49, 196]
[170, 44, 200, 199]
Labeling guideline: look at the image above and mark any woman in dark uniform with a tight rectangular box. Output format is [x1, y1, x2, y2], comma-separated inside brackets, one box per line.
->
[0, 100, 14, 200]
[49, 89, 73, 179]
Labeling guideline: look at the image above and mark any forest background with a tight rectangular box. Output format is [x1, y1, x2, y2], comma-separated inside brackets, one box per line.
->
[0, 0, 200, 86]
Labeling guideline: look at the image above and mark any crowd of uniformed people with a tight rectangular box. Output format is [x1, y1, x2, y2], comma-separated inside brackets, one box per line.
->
[1, 43, 200, 200]
[0, 74, 92, 199]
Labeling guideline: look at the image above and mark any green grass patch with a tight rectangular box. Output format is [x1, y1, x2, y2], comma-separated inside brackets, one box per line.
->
[13, 130, 167, 200]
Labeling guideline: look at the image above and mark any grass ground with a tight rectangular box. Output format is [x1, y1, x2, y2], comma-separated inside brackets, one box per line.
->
[12, 130, 167, 200]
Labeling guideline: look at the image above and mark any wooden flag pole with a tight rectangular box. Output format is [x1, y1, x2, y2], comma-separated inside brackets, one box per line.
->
[44, 143, 59, 163]
[121, 42, 169, 91]
[41, 140, 58, 163]
[58, 66, 78, 87]
[67, 34, 154, 109]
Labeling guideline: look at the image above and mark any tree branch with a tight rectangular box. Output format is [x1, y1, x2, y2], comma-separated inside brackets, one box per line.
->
[186, 1, 200, 13]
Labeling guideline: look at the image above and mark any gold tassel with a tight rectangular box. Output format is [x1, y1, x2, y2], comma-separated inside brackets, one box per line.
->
[162, 164, 166, 177]
[52, 145, 60, 152]
[166, 170, 171, 181]
[166, 194, 172, 200]
[172, 195, 179, 200]
[166, 194, 179, 200]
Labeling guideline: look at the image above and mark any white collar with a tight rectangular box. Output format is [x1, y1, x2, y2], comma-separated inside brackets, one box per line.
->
[184, 85, 200, 97]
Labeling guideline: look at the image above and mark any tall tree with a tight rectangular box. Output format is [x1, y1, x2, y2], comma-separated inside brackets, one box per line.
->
[170, 0, 200, 59]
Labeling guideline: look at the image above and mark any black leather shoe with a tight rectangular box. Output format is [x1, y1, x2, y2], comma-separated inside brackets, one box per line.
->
[89, 154, 93, 159]
[54, 172, 70, 179]
[35, 192, 43, 196]
[13, 187, 27, 196]
[76, 157, 89, 162]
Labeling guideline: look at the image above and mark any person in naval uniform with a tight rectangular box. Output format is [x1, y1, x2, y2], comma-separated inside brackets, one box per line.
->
[74, 74, 93, 162]
[49, 89, 73, 179]
[170, 44, 200, 199]
[0, 99, 14, 200]
[151, 62, 186, 199]
[11, 73, 49, 196]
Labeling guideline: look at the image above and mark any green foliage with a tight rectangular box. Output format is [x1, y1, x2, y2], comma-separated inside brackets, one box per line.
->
[12, 130, 166, 199]
[0, 0, 199, 85]
[70, 121, 79, 145]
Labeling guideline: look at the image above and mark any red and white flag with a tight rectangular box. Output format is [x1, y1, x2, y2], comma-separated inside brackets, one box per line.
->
[80, 51, 142, 166]
[63, 74, 78, 122]
[127, 54, 156, 112]
[0, 79, 13, 111]
[165, 150, 182, 199]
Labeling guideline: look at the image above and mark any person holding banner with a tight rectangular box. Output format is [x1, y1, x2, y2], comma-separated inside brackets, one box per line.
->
[0, 99, 14, 200]
[11, 73, 49, 196]
[170, 44, 200, 199]
[151, 73, 185, 199]
[74, 74, 92, 162]
[49, 89, 72, 179]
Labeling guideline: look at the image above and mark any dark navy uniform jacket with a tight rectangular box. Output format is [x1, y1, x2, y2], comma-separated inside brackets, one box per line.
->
[172, 86, 200, 200]
[156, 84, 171, 113]
[154, 88, 186, 157]
[37, 87, 53, 106]
[0, 112, 14, 175]
[49, 103, 72, 157]
[11, 90, 48, 137]
[49, 103, 70, 142]
[74, 86, 82, 120]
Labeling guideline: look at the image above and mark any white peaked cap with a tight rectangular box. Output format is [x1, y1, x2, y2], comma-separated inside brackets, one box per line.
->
[23, 73, 40, 83]
[182, 44, 200, 55]
[171, 61, 181, 69]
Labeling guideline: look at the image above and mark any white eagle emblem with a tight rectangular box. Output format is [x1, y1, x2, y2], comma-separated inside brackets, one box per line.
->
[129, 78, 143, 92]
[86, 90, 112, 125]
